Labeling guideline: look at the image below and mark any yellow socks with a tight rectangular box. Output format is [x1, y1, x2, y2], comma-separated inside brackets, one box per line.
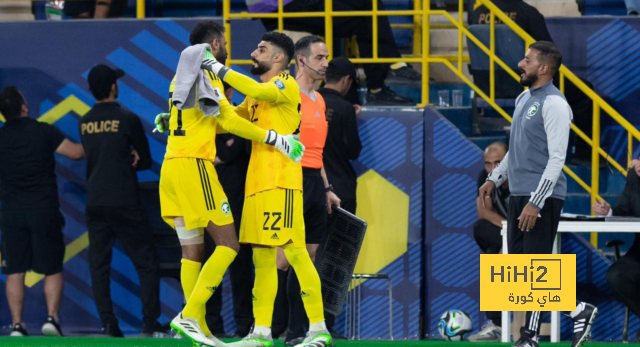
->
[180, 259, 211, 336]
[282, 244, 325, 324]
[180, 259, 201, 302]
[182, 246, 237, 321]
[252, 247, 278, 327]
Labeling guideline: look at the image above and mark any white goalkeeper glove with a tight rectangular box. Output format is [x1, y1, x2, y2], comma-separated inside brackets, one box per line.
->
[153, 113, 170, 133]
[265, 129, 305, 163]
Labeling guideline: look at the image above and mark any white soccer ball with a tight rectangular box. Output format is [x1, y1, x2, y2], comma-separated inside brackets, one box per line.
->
[438, 309, 474, 341]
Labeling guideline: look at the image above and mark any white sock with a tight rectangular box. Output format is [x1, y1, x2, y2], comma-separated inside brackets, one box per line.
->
[570, 302, 585, 318]
[253, 325, 271, 336]
[310, 321, 327, 332]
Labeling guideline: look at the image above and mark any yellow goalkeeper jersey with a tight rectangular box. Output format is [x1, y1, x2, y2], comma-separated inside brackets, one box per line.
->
[235, 72, 303, 197]
[165, 71, 224, 162]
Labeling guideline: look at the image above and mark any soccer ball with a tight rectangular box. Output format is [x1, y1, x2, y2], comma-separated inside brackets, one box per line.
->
[438, 309, 474, 341]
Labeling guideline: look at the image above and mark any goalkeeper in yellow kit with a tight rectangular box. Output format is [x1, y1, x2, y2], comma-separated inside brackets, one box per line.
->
[202, 32, 332, 347]
[156, 21, 304, 347]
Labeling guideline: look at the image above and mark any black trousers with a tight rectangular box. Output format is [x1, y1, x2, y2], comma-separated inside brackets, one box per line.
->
[205, 210, 254, 336]
[473, 219, 503, 325]
[508, 196, 564, 335]
[607, 250, 640, 320]
[261, 0, 402, 90]
[86, 205, 160, 331]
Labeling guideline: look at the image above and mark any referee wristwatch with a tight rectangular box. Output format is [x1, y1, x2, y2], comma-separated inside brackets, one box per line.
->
[325, 184, 334, 193]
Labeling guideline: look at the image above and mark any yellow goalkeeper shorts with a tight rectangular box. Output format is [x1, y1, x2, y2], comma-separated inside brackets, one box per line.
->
[159, 157, 233, 230]
[240, 188, 305, 248]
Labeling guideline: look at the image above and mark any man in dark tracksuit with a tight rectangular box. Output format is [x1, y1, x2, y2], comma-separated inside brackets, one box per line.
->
[318, 57, 362, 215]
[80, 64, 163, 337]
[597, 168, 640, 341]
[470, 142, 509, 341]
[479, 42, 596, 347]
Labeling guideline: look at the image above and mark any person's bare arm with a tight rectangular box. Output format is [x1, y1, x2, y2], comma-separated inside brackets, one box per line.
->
[476, 196, 505, 228]
[56, 139, 84, 160]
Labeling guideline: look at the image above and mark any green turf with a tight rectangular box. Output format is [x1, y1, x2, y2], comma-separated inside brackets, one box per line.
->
[0, 338, 637, 347]
[0, 339, 571, 347]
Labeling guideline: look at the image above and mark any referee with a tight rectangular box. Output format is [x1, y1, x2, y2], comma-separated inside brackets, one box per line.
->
[80, 64, 163, 337]
[479, 41, 596, 347]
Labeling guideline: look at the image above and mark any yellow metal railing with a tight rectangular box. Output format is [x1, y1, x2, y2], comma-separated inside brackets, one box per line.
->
[221, 0, 636, 248]
[223, 0, 434, 107]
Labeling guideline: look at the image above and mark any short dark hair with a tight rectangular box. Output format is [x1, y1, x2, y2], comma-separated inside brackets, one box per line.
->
[325, 73, 346, 84]
[262, 32, 295, 67]
[530, 41, 562, 75]
[0, 86, 25, 120]
[294, 35, 324, 63]
[190, 20, 225, 46]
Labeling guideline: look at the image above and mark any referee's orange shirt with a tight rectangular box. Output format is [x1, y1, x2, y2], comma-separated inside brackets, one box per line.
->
[299, 90, 327, 169]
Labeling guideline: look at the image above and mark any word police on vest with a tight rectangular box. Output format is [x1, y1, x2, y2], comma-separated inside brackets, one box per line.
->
[81, 120, 120, 135]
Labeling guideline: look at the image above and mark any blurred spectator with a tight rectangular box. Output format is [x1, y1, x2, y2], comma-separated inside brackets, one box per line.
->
[470, 0, 552, 42]
[0, 86, 84, 337]
[204, 83, 255, 338]
[80, 64, 164, 337]
[318, 57, 362, 215]
[64, 0, 127, 19]
[627, 0, 640, 15]
[469, 142, 508, 342]
[246, 0, 419, 106]
[598, 165, 640, 341]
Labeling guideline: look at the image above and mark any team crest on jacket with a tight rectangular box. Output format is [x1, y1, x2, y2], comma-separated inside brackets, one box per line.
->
[275, 80, 285, 90]
[526, 102, 540, 119]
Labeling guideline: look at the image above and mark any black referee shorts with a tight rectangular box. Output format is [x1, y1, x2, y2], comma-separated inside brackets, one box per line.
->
[507, 196, 564, 255]
[303, 168, 327, 245]
[0, 207, 65, 275]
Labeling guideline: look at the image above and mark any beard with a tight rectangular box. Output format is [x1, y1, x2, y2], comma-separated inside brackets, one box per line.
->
[250, 59, 271, 76]
[519, 69, 538, 87]
[216, 47, 228, 65]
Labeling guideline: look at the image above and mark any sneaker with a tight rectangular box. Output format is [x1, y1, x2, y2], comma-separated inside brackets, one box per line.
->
[294, 329, 332, 347]
[102, 322, 124, 337]
[570, 303, 598, 347]
[170, 313, 218, 347]
[141, 321, 170, 338]
[386, 66, 421, 87]
[226, 328, 273, 347]
[285, 336, 304, 346]
[512, 328, 538, 347]
[327, 328, 346, 340]
[42, 316, 63, 336]
[468, 321, 501, 342]
[366, 86, 414, 106]
[10, 323, 28, 336]
[206, 334, 228, 347]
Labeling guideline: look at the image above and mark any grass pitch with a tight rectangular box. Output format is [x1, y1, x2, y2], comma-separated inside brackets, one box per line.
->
[0, 338, 634, 347]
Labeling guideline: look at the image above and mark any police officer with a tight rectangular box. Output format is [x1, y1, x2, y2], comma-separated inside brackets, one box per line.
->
[80, 64, 163, 337]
